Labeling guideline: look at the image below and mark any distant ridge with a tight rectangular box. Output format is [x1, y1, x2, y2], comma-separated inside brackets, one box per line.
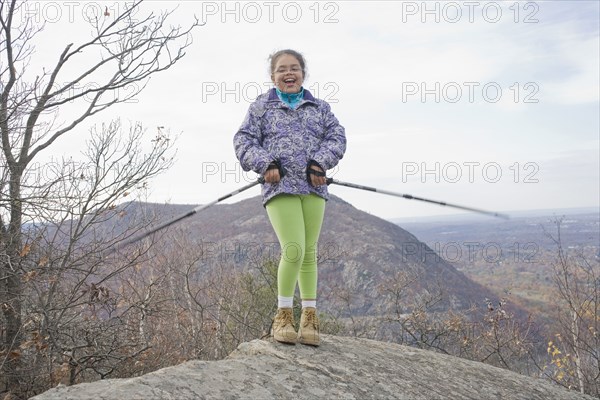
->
[391, 206, 599, 224]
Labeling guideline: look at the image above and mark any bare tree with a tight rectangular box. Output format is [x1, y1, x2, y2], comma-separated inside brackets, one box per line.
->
[543, 218, 600, 397]
[0, 1, 199, 397]
[376, 264, 537, 374]
[0, 121, 178, 395]
[184, 252, 280, 360]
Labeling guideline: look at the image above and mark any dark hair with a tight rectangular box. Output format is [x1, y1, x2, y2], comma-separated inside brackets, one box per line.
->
[269, 49, 307, 79]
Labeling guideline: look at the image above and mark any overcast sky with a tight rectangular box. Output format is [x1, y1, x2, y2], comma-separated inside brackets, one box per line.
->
[19, 0, 600, 220]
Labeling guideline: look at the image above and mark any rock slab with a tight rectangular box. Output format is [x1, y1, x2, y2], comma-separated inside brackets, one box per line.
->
[32, 335, 592, 400]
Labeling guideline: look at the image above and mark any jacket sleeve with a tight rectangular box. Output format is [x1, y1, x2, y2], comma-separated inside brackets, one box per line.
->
[311, 101, 347, 171]
[233, 102, 274, 174]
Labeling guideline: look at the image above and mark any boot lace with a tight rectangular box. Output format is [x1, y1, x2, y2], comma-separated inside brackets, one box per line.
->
[303, 309, 317, 329]
[277, 309, 294, 328]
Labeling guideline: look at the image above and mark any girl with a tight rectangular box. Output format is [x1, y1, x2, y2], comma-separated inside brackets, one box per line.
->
[233, 49, 346, 346]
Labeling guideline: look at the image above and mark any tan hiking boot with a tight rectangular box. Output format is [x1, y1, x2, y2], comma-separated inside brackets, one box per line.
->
[298, 307, 320, 346]
[272, 308, 297, 344]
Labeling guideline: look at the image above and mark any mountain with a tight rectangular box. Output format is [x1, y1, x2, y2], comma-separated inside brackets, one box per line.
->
[32, 335, 593, 400]
[121, 195, 513, 317]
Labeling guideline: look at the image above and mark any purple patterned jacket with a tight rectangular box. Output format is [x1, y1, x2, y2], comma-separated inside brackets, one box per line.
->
[234, 88, 347, 206]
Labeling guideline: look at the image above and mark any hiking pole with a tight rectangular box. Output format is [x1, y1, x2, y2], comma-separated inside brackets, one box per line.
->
[326, 178, 509, 219]
[117, 178, 263, 249]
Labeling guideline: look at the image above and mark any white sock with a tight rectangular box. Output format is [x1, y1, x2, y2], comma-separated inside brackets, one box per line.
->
[302, 300, 316, 309]
[278, 296, 293, 309]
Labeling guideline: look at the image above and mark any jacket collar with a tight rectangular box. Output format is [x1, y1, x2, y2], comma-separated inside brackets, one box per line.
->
[266, 87, 317, 107]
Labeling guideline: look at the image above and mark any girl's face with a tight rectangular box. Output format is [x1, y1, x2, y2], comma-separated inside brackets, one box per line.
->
[271, 54, 304, 94]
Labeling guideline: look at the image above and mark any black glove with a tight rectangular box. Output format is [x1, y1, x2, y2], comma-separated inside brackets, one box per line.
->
[266, 160, 285, 179]
[306, 160, 326, 185]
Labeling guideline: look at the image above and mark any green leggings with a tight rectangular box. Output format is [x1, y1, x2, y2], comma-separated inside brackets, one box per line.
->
[265, 193, 326, 300]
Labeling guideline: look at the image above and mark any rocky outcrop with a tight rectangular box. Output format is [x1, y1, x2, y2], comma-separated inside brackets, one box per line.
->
[33, 335, 591, 400]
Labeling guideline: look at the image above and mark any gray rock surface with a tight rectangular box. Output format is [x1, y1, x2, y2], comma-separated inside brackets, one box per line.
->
[32, 335, 592, 400]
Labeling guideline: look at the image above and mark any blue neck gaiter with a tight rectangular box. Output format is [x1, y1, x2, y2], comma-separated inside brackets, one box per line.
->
[276, 87, 304, 109]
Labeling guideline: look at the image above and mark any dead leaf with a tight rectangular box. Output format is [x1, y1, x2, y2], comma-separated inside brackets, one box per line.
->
[20, 244, 31, 257]
[22, 271, 38, 282]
